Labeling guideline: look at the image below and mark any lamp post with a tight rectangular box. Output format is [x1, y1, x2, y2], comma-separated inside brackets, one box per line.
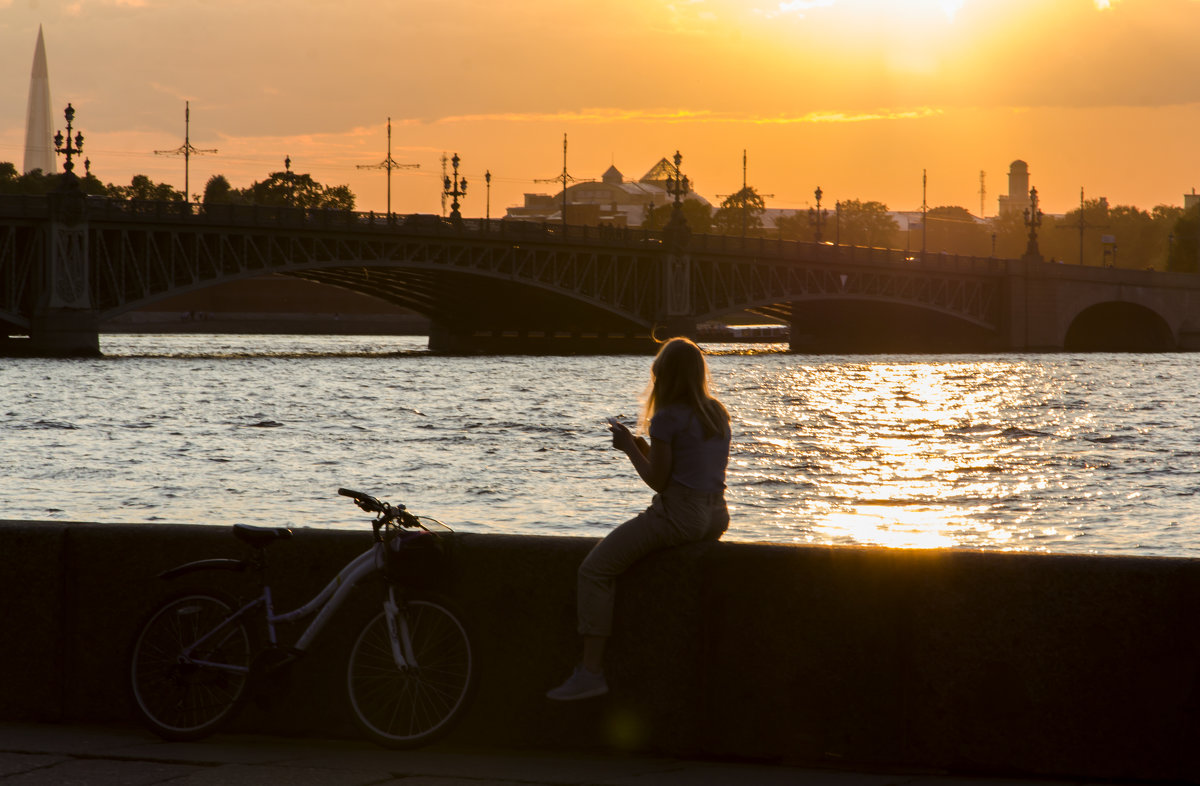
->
[443, 153, 468, 224]
[53, 103, 84, 181]
[665, 150, 689, 209]
[1023, 186, 1044, 262]
[835, 200, 841, 246]
[664, 150, 692, 250]
[809, 186, 826, 243]
[484, 170, 491, 221]
[356, 117, 418, 218]
[921, 168, 928, 256]
[283, 155, 295, 206]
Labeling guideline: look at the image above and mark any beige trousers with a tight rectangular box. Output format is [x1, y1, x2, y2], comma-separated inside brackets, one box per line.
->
[577, 484, 728, 637]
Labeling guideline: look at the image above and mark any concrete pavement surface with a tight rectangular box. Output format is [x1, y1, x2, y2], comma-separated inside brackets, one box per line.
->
[0, 722, 1130, 785]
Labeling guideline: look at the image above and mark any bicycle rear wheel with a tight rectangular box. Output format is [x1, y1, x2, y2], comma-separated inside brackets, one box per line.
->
[346, 593, 475, 748]
[130, 592, 252, 741]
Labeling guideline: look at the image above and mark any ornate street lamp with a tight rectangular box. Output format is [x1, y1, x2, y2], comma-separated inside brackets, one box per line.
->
[663, 151, 692, 251]
[443, 153, 468, 223]
[283, 155, 296, 206]
[54, 103, 84, 180]
[1023, 186, 1044, 262]
[665, 150, 689, 208]
[809, 186, 826, 243]
[485, 169, 491, 221]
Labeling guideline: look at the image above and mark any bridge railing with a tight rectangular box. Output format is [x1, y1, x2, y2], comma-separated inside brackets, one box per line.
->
[687, 231, 1010, 274]
[0, 194, 1010, 272]
[0, 194, 50, 218]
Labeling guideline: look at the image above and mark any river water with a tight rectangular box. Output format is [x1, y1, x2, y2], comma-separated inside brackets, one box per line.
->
[3, 334, 1199, 558]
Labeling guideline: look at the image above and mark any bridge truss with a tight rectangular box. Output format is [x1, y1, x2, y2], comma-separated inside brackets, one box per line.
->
[1, 198, 1009, 344]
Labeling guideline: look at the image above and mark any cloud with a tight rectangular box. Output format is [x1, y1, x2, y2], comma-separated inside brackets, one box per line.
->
[758, 0, 837, 19]
[433, 107, 942, 125]
[63, 0, 151, 14]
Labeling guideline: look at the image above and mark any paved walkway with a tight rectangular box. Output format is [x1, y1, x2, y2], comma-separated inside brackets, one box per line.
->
[0, 722, 1118, 785]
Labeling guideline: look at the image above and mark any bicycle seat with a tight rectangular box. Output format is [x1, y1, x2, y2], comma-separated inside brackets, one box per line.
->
[232, 523, 294, 548]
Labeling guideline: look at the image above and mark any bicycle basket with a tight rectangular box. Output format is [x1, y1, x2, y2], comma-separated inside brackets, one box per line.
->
[385, 529, 449, 589]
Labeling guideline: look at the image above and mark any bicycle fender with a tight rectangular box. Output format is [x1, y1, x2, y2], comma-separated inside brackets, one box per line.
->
[159, 558, 249, 580]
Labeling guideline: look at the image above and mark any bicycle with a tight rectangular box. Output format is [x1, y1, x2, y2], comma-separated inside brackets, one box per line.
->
[129, 488, 475, 749]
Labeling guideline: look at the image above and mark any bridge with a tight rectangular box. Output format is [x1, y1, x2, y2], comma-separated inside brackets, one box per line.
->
[3, 188, 1199, 355]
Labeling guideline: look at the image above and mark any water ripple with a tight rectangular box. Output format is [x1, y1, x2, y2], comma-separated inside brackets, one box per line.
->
[5, 335, 1200, 557]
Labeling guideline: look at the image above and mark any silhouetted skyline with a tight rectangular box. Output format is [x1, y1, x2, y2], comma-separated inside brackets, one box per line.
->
[1, 1, 1197, 217]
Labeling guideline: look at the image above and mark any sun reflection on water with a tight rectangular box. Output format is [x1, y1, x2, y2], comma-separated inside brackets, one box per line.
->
[724, 356, 1083, 551]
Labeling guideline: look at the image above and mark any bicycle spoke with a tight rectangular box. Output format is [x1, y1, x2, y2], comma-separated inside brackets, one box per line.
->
[346, 597, 474, 747]
[130, 594, 252, 741]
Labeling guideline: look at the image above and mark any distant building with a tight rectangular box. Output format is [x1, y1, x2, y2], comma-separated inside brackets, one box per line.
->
[23, 26, 54, 175]
[505, 158, 710, 227]
[1185, 189, 1199, 210]
[997, 160, 1032, 217]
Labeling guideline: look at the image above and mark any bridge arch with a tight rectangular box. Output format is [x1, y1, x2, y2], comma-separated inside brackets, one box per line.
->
[785, 295, 1003, 353]
[1063, 301, 1175, 352]
[9, 195, 1200, 355]
[721, 291, 998, 333]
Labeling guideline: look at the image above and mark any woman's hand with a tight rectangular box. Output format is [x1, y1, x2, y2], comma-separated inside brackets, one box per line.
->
[609, 419, 670, 491]
[608, 418, 638, 454]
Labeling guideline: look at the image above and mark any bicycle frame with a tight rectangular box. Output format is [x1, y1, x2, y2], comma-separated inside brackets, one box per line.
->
[175, 539, 418, 673]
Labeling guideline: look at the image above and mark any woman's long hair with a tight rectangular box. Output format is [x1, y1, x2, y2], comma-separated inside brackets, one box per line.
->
[640, 337, 730, 439]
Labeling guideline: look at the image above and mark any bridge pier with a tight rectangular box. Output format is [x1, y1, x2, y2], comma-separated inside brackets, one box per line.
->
[25, 309, 100, 357]
[14, 184, 101, 357]
[1003, 257, 1033, 351]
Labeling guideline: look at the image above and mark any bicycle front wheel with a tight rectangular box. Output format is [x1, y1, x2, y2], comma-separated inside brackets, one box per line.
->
[130, 592, 252, 741]
[346, 594, 476, 748]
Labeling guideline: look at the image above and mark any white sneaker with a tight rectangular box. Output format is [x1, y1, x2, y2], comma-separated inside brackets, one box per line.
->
[546, 665, 608, 701]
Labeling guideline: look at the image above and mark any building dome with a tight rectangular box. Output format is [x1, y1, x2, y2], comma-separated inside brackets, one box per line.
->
[998, 159, 1032, 216]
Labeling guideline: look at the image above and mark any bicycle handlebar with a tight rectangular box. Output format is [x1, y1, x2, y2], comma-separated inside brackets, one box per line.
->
[338, 487, 383, 512]
[338, 487, 423, 536]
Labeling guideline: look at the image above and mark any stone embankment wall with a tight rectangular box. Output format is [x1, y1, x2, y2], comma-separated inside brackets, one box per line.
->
[2, 521, 1198, 782]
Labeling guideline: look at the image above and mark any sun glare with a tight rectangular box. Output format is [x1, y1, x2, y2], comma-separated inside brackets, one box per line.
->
[761, 0, 965, 22]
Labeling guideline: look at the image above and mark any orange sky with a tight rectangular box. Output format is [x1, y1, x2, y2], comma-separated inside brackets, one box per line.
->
[2, 0, 1198, 217]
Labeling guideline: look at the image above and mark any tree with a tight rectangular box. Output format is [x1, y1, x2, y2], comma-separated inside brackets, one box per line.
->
[0, 166, 58, 195]
[925, 205, 990, 256]
[1044, 197, 1107, 265]
[837, 199, 898, 247]
[106, 174, 185, 202]
[1105, 205, 1157, 269]
[712, 187, 765, 236]
[1149, 205, 1185, 270]
[0, 160, 103, 196]
[1167, 203, 1200, 273]
[244, 168, 355, 210]
[321, 184, 356, 212]
[774, 209, 819, 242]
[202, 174, 239, 205]
[1041, 199, 1172, 269]
[647, 199, 712, 234]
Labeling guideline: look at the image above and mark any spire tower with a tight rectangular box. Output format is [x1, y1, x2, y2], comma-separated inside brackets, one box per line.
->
[24, 26, 55, 175]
